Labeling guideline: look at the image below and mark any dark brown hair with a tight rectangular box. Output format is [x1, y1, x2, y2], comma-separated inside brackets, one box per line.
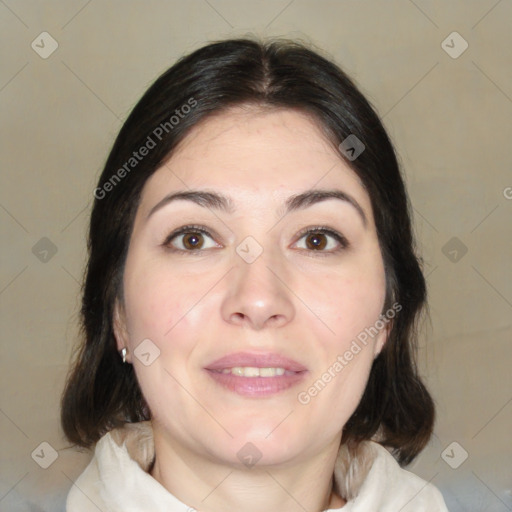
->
[61, 37, 434, 465]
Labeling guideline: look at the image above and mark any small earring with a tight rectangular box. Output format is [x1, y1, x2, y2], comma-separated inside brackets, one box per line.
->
[120, 347, 128, 364]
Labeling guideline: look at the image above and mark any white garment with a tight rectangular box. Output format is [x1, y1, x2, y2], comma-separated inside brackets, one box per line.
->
[66, 421, 449, 511]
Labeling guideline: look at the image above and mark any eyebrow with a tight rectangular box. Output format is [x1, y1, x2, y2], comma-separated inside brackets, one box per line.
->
[146, 188, 367, 227]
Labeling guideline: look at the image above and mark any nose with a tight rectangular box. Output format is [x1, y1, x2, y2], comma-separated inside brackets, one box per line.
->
[220, 251, 295, 330]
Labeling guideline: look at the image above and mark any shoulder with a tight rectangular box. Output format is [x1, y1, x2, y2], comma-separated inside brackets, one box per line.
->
[332, 441, 449, 511]
[65, 448, 102, 512]
[65, 421, 169, 512]
[65, 427, 136, 511]
[357, 442, 448, 511]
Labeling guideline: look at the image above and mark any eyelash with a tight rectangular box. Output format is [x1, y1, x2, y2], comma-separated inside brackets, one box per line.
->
[162, 224, 349, 256]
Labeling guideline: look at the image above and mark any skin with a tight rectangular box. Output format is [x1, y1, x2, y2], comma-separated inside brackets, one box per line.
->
[114, 106, 389, 511]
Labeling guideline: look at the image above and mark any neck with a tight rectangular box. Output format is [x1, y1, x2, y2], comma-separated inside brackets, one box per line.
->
[149, 430, 346, 511]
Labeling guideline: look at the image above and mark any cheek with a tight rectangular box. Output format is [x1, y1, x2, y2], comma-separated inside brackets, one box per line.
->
[338, 277, 385, 336]
[299, 255, 386, 411]
[121, 259, 204, 421]
[121, 255, 211, 399]
[316, 260, 387, 347]
[122, 256, 197, 340]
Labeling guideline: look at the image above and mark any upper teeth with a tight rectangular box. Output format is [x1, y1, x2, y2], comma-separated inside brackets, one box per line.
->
[221, 367, 286, 377]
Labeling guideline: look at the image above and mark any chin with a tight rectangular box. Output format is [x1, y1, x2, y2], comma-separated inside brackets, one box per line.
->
[216, 424, 307, 467]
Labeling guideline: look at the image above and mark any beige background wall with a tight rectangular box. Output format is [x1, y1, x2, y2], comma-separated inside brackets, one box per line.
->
[1, 1, 511, 510]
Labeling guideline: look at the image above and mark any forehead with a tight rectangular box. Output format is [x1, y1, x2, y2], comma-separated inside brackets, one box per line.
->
[138, 107, 371, 217]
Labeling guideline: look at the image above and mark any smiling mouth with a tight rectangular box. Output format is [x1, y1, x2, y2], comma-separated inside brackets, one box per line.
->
[211, 366, 298, 377]
[204, 351, 308, 397]
[204, 366, 308, 397]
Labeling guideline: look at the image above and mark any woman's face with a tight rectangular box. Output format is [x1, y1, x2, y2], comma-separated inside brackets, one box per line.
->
[114, 107, 388, 467]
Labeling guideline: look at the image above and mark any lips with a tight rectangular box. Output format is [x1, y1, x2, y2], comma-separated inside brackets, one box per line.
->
[204, 351, 308, 397]
[205, 351, 308, 373]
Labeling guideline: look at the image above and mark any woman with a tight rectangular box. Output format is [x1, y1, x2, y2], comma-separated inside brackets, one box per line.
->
[61, 38, 449, 511]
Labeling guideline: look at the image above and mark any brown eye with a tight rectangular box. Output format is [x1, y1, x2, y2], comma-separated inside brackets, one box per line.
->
[305, 232, 328, 250]
[164, 225, 219, 252]
[181, 232, 204, 250]
[295, 227, 349, 254]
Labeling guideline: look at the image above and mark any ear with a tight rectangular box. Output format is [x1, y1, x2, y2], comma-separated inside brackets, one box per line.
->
[113, 299, 130, 361]
[373, 319, 391, 359]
